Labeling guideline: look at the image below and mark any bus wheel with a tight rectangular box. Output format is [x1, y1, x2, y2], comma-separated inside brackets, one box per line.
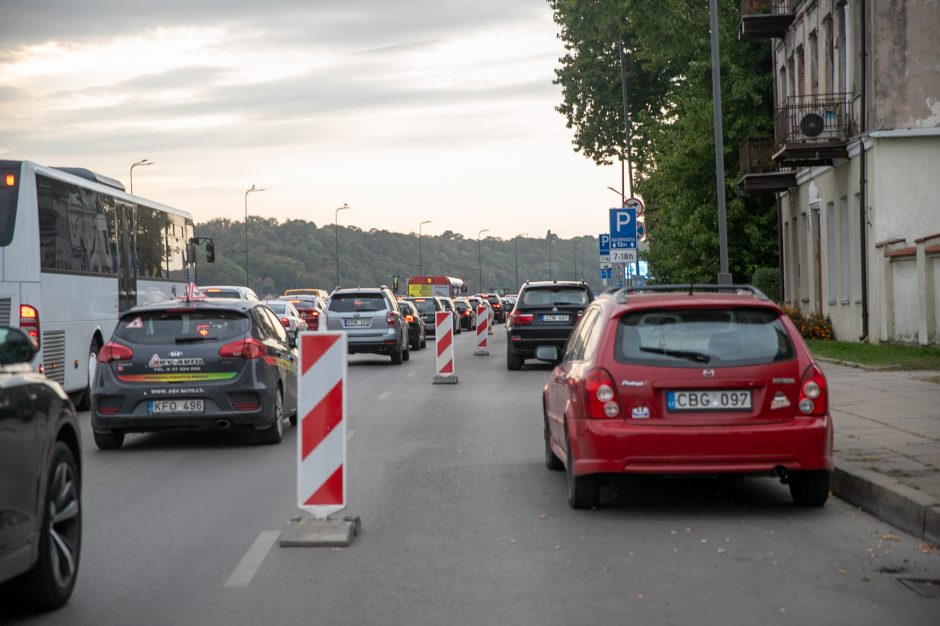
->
[76, 340, 100, 411]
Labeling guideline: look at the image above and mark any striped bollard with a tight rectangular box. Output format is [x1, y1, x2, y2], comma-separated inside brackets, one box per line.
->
[474, 306, 489, 356]
[280, 331, 360, 547]
[433, 311, 458, 384]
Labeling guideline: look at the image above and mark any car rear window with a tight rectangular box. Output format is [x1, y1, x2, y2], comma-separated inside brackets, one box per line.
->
[614, 307, 796, 368]
[266, 302, 288, 314]
[204, 289, 242, 299]
[408, 298, 438, 314]
[115, 309, 250, 345]
[329, 294, 387, 313]
[455, 301, 469, 311]
[521, 288, 589, 307]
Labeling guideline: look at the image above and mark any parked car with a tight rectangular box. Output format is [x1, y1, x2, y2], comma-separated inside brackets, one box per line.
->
[539, 284, 833, 509]
[505, 280, 594, 370]
[200, 285, 260, 301]
[397, 300, 427, 350]
[436, 296, 462, 334]
[405, 296, 445, 337]
[454, 297, 477, 331]
[264, 301, 309, 338]
[326, 287, 410, 364]
[0, 327, 82, 611]
[278, 295, 326, 331]
[91, 297, 298, 449]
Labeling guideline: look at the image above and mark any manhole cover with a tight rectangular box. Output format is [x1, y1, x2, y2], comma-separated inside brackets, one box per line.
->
[896, 577, 940, 599]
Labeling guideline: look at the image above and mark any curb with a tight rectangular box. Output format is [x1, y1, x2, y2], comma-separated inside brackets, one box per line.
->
[814, 356, 903, 372]
[832, 457, 940, 544]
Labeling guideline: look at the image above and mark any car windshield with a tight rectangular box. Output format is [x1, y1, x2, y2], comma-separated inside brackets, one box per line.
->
[114, 309, 250, 345]
[329, 294, 387, 313]
[409, 298, 438, 314]
[614, 307, 796, 368]
[521, 288, 588, 306]
[204, 289, 242, 299]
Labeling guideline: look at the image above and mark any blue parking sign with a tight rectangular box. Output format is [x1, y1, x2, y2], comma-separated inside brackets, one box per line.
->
[609, 208, 637, 249]
[598, 233, 610, 256]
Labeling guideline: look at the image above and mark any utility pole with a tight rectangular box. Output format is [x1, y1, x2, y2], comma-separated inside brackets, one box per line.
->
[709, 0, 731, 284]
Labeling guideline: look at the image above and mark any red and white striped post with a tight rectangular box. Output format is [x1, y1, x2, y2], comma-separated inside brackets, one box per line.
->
[297, 332, 347, 519]
[433, 311, 458, 384]
[474, 305, 489, 356]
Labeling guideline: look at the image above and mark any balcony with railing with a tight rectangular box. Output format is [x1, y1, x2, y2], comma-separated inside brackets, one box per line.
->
[736, 136, 796, 195]
[772, 93, 852, 166]
[738, 0, 795, 40]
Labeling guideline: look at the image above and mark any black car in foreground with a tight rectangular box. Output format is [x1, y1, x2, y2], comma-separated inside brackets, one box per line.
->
[91, 297, 298, 449]
[0, 327, 82, 612]
[405, 296, 444, 337]
[398, 300, 428, 350]
[505, 280, 593, 370]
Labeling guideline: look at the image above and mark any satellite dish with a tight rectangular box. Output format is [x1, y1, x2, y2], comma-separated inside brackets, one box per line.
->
[800, 113, 825, 137]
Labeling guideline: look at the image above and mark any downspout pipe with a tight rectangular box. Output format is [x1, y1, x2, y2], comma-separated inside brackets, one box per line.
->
[858, 0, 869, 341]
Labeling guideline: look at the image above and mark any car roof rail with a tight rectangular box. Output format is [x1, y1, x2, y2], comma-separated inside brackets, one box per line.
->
[607, 283, 769, 304]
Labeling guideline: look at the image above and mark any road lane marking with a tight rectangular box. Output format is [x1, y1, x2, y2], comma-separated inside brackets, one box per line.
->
[224, 531, 280, 588]
[406, 371, 416, 378]
[377, 391, 390, 401]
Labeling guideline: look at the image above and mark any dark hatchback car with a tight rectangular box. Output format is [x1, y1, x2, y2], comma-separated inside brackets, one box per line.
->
[505, 280, 593, 370]
[454, 297, 477, 331]
[398, 300, 427, 350]
[405, 296, 444, 337]
[0, 327, 82, 611]
[482, 293, 507, 324]
[91, 298, 298, 450]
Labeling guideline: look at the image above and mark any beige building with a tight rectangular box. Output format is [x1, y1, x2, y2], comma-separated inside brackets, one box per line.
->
[737, 0, 940, 345]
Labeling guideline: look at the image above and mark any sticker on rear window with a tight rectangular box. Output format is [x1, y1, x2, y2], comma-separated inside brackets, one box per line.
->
[125, 316, 143, 329]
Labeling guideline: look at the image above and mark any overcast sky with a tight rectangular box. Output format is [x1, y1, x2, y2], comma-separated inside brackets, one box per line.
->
[1, 0, 623, 240]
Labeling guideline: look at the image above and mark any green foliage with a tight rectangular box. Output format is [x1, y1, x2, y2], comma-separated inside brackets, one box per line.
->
[751, 267, 780, 302]
[550, 0, 779, 284]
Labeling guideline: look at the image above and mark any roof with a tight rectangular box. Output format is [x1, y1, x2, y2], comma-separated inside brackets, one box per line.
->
[521, 280, 589, 289]
[598, 284, 780, 311]
[123, 298, 256, 315]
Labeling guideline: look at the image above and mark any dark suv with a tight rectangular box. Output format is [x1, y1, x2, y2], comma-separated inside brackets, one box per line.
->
[505, 280, 593, 370]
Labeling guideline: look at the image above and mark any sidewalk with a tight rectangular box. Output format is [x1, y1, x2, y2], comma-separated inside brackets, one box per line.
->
[820, 360, 940, 543]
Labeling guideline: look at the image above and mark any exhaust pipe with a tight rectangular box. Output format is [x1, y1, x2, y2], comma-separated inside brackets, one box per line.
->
[216, 419, 232, 430]
[774, 465, 789, 484]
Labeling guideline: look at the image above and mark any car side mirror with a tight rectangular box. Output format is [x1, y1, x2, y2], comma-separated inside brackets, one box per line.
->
[0, 327, 38, 364]
[534, 345, 560, 363]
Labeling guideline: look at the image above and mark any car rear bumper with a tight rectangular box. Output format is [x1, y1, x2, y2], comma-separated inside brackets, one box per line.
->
[568, 415, 833, 476]
[507, 335, 570, 356]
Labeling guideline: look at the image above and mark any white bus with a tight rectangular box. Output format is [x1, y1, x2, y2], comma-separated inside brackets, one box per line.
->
[0, 159, 202, 407]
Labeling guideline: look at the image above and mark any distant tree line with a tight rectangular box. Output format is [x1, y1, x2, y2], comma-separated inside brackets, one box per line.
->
[193, 217, 604, 296]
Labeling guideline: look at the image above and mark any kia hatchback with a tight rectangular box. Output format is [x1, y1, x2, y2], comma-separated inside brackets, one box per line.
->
[91, 298, 298, 449]
[540, 285, 832, 509]
[326, 287, 410, 364]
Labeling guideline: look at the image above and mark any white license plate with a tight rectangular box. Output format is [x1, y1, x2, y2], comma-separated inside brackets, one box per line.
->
[666, 390, 751, 412]
[540, 314, 569, 322]
[343, 319, 370, 327]
[148, 399, 204, 415]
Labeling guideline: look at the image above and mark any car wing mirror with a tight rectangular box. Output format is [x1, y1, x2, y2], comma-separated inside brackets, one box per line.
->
[534, 346, 560, 363]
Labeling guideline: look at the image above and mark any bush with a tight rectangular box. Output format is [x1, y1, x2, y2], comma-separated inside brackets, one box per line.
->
[751, 267, 780, 303]
[782, 305, 834, 341]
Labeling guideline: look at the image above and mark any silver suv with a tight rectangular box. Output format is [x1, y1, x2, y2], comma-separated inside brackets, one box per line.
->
[325, 287, 410, 364]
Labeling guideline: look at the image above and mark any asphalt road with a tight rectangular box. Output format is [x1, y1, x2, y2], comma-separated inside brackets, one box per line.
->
[7, 328, 940, 625]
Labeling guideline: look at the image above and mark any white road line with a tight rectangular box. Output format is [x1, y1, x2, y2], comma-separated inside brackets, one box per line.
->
[224, 531, 280, 588]
[406, 371, 416, 378]
[377, 391, 390, 401]
[347, 429, 356, 441]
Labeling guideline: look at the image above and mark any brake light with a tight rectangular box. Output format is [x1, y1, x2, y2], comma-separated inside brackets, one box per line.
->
[5, 174, 15, 186]
[493, 303, 502, 309]
[462, 310, 470, 317]
[798, 364, 828, 416]
[279, 317, 290, 327]
[387, 311, 397, 327]
[98, 341, 134, 363]
[405, 314, 415, 323]
[510, 312, 533, 326]
[584, 368, 620, 418]
[218, 338, 266, 360]
[311, 310, 320, 317]
[19, 304, 40, 347]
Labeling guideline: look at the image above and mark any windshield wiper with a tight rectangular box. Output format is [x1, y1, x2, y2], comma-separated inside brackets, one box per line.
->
[639, 347, 711, 363]
[176, 336, 217, 343]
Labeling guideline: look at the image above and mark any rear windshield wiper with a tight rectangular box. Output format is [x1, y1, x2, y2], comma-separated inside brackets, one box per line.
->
[639, 347, 711, 363]
[175, 336, 217, 343]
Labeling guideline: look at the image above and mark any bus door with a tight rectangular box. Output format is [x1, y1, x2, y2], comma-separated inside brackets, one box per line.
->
[115, 199, 137, 312]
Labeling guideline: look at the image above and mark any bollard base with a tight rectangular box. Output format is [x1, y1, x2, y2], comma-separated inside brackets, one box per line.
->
[433, 375, 459, 384]
[473, 350, 490, 356]
[279, 514, 361, 548]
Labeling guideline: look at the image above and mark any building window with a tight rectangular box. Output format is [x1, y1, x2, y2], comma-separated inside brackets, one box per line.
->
[798, 212, 807, 303]
[837, 3, 847, 93]
[796, 46, 805, 97]
[853, 193, 863, 302]
[809, 31, 819, 96]
[823, 15, 834, 93]
[826, 202, 836, 304]
[839, 196, 850, 303]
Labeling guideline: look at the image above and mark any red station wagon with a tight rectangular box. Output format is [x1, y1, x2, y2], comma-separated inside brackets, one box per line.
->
[540, 285, 833, 509]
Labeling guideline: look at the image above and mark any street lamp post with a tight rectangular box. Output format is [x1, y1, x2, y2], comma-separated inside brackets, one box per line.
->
[478, 228, 490, 292]
[129, 159, 153, 194]
[335, 203, 351, 286]
[418, 220, 432, 275]
[244, 185, 265, 288]
[514, 233, 527, 290]
[548, 232, 554, 280]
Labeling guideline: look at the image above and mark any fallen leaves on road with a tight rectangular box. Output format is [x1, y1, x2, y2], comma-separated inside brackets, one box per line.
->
[836, 568, 847, 575]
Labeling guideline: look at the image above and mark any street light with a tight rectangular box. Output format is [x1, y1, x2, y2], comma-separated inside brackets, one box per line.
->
[606, 186, 626, 206]
[548, 231, 555, 280]
[418, 220, 432, 275]
[335, 203, 351, 286]
[129, 159, 153, 194]
[514, 233, 527, 290]
[478, 228, 490, 292]
[244, 185, 265, 287]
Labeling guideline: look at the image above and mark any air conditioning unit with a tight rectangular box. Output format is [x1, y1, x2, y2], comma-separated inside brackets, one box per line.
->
[798, 109, 839, 140]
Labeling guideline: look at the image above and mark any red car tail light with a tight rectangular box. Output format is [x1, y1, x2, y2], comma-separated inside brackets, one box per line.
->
[386, 311, 397, 327]
[279, 317, 290, 327]
[229, 392, 261, 411]
[584, 368, 620, 418]
[510, 312, 533, 326]
[20, 304, 40, 347]
[98, 341, 134, 363]
[405, 314, 415, 323]
[798, 364, 828, 416]
[97, 396, 123, 415]
[462, 310, 470, 317]
[493, 303, 502, 309]
[218, 338, 266, 360]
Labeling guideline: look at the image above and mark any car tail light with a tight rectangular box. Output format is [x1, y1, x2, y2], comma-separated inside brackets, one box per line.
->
[386, 311, 397, 327]
[577, 310, 584, 320]
[97, 396, 123, 415]
[798, 364, 828, 416]
[219, 338, 266, 360]
[493, 303, 502, 309]
[20, 304, 40, 348]
[584, 368, 620, 418]
[463, 310, 470, 317]
[229, 392, 260, 411]
[279, 317, 290, 327]
[405, 314, 415, 323]
[98, 341, 134, 363]
[510, 312, 533, 326]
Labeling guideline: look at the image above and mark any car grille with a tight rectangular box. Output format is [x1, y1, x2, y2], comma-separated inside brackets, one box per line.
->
[0, 297, 10, 326]
[43, 330, 66, 384]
